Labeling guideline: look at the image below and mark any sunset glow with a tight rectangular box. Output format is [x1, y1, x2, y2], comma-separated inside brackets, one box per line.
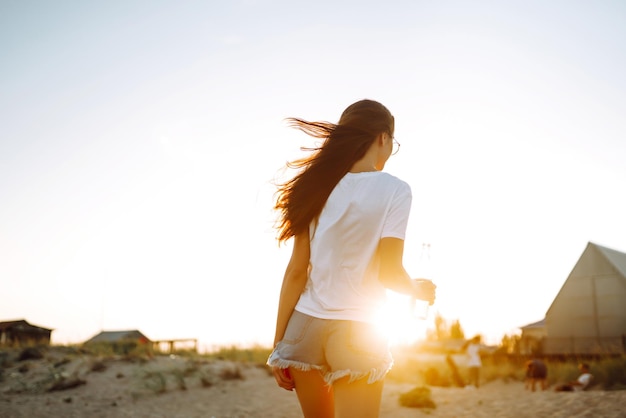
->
[1, 1, 625, 351]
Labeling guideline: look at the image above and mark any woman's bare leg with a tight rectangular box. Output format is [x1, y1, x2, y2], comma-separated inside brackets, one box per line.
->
[333, 376, 384, 418]
[469, 367, 480, 387]
[290, 368, 334, 418]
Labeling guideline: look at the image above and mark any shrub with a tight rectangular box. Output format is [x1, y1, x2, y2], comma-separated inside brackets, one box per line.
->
[398, 386, 436, 409]
[89, 359, 107, 372]
[18, 347, 43, 361]
[219, 366, 244, 381]
[587, 356, 626, 390]
[200, 374, 214, 388]
[170, 370, 187, 391]
[141, 371, 167, 394]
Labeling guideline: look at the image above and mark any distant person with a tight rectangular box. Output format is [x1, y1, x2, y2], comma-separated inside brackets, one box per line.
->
[555, 363, 593, 392]
[525, 358, 548, 391]
[463, 335, 482, 388]
[266, 99, 437, 418]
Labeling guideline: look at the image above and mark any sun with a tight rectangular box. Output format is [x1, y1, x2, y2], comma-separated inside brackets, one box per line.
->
[374, 291, 429, 346]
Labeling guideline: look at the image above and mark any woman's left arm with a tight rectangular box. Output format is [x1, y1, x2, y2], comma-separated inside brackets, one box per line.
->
[272, 232, 310, 347]
[271, 232, 310, 391]
[378, 237, 436, 303]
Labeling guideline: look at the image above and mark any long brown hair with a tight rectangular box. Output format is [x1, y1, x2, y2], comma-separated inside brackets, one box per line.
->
[274, 99, 395, 243]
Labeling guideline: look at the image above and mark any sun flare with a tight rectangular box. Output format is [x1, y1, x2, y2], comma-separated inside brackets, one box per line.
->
[375, 291, 429, 346]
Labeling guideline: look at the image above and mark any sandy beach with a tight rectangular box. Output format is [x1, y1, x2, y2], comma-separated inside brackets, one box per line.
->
[1, 349, 625, 418]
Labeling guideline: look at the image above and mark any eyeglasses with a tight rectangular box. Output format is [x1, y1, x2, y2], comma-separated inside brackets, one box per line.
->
[392, 137, 401, 155]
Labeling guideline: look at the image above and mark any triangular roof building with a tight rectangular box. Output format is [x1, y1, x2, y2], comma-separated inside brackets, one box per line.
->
[537, 242, 626, 355]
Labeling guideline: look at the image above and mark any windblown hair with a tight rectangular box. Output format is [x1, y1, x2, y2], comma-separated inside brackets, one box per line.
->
[274, 99, 394, 243]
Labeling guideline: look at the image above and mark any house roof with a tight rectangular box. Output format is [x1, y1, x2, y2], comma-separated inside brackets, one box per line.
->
[594, 242, 626, 278]
[0, 319, 53, 332]
[545, 242, 626, 315]
[520, 319, 545, 330]
[84, 330, 150, 344]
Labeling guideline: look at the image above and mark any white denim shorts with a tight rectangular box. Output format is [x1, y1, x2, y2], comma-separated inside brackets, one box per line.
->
[267, 310, 393, 385]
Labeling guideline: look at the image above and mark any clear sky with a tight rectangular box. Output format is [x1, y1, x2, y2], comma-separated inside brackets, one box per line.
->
[2, 0, 625, 350]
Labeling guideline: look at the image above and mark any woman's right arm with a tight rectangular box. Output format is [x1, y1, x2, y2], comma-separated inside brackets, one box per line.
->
[272, 231, 310, 347]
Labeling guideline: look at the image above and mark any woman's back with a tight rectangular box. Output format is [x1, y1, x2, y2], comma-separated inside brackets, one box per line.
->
[295, 171, 411, 323]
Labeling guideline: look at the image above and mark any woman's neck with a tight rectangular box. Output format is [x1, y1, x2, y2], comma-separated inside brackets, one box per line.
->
[349, 151, 379, 173]
[349, 161, 378, 173]
[349, 135, 387, 173]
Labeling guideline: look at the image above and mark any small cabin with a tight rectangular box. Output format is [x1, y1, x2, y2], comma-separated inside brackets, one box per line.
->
[0, 319, 53, 347]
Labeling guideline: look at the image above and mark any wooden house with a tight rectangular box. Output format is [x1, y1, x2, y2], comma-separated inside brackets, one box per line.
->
[0, 319, 53, 347]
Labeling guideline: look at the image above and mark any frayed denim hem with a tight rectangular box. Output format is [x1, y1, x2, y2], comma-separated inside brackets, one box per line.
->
[267, 343, 393, 386]
[324, 357, 393, 385]
[266, 348, 326, 374]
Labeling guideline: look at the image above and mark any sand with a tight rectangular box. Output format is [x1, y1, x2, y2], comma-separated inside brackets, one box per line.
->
[1, 349, 625, 418]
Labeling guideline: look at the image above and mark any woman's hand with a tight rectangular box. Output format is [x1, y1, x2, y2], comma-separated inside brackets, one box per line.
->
[272, 366, 295, 391]
[413, 279, 437, 305]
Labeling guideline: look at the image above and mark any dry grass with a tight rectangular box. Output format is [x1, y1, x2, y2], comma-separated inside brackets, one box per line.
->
[3, 343, 625, 394]
[387, 347, 626, 391]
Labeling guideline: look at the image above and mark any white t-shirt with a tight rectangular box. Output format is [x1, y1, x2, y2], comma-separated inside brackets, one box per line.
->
[466, 343, 482, 367]
[295, 171, 412, 323]
[575, 373, 593, 391]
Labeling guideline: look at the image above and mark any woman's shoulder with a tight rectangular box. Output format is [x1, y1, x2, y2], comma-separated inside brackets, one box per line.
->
[371, 171, 410, 188]
[343, 171, 411, 195]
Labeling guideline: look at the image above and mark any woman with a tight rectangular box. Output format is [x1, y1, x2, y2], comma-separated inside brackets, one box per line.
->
[463, 335, 482, 388]
[268, 99, 436, 418]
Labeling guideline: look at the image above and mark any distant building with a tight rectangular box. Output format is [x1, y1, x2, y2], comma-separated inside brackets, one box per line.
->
[519, 319, 547, 356]
[0, 319, 53, 347]
[84, 330, 151, 355]
[520, 242, 626, 355]
[84, 330, 150, 345]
